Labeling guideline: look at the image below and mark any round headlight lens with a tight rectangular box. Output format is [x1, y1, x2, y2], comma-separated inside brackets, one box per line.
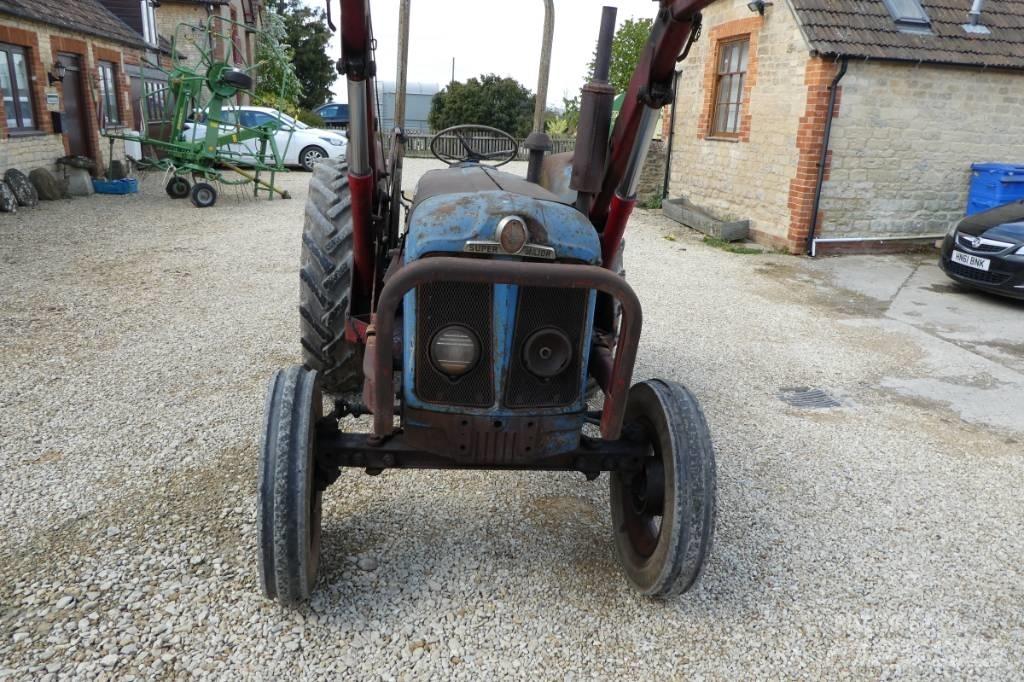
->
[496, 215, 528, 254]
[430, 325, 480, 376]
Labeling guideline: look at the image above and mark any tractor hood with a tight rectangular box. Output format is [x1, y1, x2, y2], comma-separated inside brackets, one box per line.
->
[405, 166, 601, 264]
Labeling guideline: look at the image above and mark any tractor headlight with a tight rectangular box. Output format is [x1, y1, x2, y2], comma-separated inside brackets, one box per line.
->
[320, 136, 345, 147]
[430, 325, 480, 377]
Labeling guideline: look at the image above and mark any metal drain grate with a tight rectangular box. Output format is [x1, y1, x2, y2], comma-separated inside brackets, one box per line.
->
[777, 387, 842, 409]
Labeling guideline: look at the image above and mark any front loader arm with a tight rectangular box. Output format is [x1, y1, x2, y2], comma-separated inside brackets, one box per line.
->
[590, 0, 714, 265]
[336, 0, 384, 303]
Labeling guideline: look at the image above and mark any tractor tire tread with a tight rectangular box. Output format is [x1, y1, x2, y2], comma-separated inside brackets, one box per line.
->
[299, 158, 363, 394]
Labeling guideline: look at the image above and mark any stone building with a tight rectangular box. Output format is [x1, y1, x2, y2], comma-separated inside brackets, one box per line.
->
[100, 1, 265, 118]
[155, 0, 263, 88]
[665, 0, 1024, 254]
[0, 0, 147, 175]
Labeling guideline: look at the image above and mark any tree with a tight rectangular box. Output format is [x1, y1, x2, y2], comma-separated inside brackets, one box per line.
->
[270, 0, 336, 111]
[428, 75, 535, 137]
[253, 10, 301, 109]
[588, 18, 653, 94]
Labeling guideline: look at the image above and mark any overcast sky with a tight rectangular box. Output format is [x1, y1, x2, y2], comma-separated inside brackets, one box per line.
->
[307, 0, 660, 107]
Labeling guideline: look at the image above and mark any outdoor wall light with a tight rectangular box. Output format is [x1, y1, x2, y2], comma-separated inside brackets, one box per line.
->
[747, 0, 774, 14]
[47, 60, 66, 85]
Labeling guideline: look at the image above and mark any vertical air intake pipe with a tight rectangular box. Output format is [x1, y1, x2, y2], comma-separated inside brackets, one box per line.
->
[570, 6, 617, 214]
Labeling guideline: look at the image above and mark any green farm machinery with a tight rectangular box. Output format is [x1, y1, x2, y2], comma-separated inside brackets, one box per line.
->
[105, 16, 292, 208]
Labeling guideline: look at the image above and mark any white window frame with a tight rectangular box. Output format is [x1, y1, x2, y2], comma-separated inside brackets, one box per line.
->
[140, 0, 159, 46]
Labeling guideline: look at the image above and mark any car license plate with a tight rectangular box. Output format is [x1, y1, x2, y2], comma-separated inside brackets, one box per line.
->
[951, 250, 991, 271]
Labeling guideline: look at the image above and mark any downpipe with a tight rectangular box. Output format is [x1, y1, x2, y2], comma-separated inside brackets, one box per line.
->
[805, 57, 846, 256]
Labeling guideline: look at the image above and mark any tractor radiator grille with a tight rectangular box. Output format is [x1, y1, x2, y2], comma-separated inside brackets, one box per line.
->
[415, 281, 494, 407]
[505, 287, 589, 408]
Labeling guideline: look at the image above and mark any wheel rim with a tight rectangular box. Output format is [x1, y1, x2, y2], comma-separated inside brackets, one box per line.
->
[304, 149, 324, 168]
[617, 420, 665, 559]
[196, 187, 213, 204]
[169, 178, 188, 197]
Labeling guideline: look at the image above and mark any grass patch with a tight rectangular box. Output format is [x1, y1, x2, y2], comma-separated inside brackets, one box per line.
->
[638, 195, 663, 209]
[702, 236, 763, 255]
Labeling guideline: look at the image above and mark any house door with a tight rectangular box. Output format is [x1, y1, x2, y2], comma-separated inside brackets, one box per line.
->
[59, 53, 89, 158]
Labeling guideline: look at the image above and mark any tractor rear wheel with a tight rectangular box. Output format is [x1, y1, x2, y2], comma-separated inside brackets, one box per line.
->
[300, 158, 363, 394]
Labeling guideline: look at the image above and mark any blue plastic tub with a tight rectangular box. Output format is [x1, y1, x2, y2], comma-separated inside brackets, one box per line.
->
[967, 163, 1024, 215]
[92, 177, 138, 195]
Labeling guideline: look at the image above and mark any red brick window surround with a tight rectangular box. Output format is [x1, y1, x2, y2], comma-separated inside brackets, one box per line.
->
[697, 16, 762, 142]
[0, 42, 38, 132]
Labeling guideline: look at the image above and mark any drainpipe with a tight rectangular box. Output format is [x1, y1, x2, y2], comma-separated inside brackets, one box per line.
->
[662, 70, 681, 198]
[805, 56, 847, 256]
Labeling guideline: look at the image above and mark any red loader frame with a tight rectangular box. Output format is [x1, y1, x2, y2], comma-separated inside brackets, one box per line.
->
[334, 0, 715, 312]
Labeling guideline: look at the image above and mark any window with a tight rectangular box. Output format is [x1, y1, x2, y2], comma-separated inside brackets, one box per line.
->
[0, 43, 36, 131]
[882, 0, 930, 26]
[710, 38, 749, 137]
[98, 61, 121, 127]
[144, 80, 167, 122]
[241, 0, 257, 25]
[882, 0, 931, 32]
[140, 0, 159, 46]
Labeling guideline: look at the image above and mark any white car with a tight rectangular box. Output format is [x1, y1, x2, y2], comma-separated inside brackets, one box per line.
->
[183, 106, 347, 171]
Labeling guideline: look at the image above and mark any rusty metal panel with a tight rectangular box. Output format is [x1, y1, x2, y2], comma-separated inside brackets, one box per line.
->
[402, 407, 582, 464]
[371, 257, 642, 441]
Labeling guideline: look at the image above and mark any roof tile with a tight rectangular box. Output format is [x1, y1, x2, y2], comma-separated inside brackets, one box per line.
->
[790, 0, 1024, 69]
[0, 0, 147, 49]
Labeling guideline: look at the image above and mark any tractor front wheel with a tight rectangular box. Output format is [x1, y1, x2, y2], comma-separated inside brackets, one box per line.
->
[610, 379, 716, 597]
[190, 182, 217, 208]
[299, 158, 363, 394]
[166, 176, 190, 199]
[258, 365, 324, 606]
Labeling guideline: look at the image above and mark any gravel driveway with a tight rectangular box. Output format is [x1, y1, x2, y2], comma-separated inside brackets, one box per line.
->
[1, 159, 1022, 679]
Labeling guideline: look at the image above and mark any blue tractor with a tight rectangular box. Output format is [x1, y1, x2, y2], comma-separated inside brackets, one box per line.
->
[257, 0, 718, 605]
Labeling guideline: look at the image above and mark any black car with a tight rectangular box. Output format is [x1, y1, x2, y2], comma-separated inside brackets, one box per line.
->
[940, 200, 1024, 300]
[313, 102, 349, 129]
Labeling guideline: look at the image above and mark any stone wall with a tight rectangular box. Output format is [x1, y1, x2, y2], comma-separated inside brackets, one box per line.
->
[667, 0, 812, 250]
[0, 16, 139, 175]
[819, 61, 1024, 239]
[0, 133, 65, 173]
[158, 1, 257, 105]
[157, 3, 213, 68]
[637, 139, 667, 204]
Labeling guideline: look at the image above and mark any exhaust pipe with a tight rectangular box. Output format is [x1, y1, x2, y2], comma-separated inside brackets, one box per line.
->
[570, 6, 617, 213]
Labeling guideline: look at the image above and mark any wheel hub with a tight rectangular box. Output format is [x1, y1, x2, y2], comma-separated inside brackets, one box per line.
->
[629, 457, 665, 517]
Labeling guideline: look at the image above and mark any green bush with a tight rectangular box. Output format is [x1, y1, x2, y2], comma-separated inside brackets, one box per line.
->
[295, 109, 325, 127]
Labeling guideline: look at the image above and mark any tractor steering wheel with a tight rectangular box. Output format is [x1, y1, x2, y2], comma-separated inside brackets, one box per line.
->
[429, 125, 519, 167]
